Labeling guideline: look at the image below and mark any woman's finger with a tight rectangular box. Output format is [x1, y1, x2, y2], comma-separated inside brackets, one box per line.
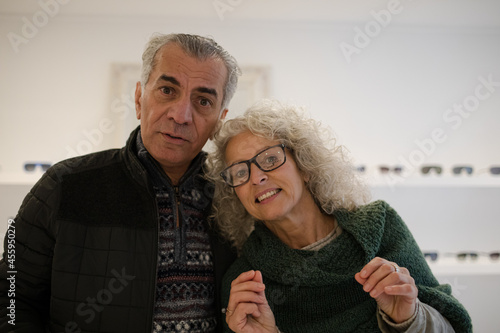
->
[384, 280, 418, 298]
[226, 302, 261, 326]
[368, 271, 415, 298]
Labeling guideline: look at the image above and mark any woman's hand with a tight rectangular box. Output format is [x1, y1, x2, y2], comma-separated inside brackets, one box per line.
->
[355, 257, 418, 323]
[226, 270, 277, 333]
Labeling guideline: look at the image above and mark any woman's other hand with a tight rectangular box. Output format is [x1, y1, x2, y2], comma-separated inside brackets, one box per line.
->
[226, 270, 278, 333]
[355, 257, 418, 323]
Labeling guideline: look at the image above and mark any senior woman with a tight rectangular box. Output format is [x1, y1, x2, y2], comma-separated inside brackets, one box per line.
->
[206, 100, 472, 333]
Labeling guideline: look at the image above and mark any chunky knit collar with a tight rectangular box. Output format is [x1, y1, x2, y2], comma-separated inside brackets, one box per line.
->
[241, 202, 387, 287]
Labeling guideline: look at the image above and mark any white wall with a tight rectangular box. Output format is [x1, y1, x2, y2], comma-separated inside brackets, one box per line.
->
[1, 9, 499, 173]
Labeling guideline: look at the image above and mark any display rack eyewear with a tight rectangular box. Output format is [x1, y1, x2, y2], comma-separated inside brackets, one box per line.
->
[379, 166, 403, 174]
[421, 165, 443, 175]
[24, 162, 51, 172]
[452, 166, 473, 175]
[423, 251, 500, 261]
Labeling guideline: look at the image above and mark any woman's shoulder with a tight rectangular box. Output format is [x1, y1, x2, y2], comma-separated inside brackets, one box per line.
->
[335, 200, 392, 229]
[354, 199, 391, 214]
[334, 200, 410, 258]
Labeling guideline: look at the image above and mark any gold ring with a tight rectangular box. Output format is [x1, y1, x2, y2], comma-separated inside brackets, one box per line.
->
[392, 263, 400, 273]
[223, 308, 234, 315]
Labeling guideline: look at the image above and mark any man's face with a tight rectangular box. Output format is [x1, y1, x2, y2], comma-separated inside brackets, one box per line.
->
[135, 43, 228, 182]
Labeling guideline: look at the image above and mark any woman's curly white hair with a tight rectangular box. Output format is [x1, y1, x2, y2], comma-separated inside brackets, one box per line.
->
[206, 100, 371, 251]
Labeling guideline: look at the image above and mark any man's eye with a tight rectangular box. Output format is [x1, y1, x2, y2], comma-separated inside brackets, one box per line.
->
[199, 98, 212, 107]
[160, 87, 173, 94]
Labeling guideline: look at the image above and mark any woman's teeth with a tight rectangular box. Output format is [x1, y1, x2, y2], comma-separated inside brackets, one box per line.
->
[257, 189, 280, 202]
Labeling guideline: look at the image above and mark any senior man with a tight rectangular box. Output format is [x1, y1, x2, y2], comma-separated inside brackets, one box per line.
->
[0, 33, 240, 333]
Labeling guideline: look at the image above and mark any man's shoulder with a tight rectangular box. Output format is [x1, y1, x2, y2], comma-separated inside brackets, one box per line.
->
[222, 256, 252, 287]
[50, 148, 125, 180]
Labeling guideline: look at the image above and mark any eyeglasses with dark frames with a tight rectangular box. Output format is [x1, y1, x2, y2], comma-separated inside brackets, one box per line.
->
[355, 165, 366, 173]
[379, 166, 403, 174]
[490, 166, 500, 175]
[221, 144, 286, 188]
[456, 252, 479, 261]
[423, 252, 439, 261]
[421, 165, 443, 175]
[24, 162, 51, 172]
[452, 166, 473, 175]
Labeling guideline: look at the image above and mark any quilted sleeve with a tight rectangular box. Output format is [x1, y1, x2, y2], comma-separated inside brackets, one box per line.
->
[0, 169, 61, 332]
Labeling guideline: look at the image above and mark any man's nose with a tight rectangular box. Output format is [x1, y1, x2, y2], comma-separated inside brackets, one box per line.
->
[169, 97, 193, 125]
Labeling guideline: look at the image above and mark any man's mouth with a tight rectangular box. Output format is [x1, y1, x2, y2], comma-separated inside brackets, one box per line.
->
[163, 132, 188, 142]
[256, 189, 281, 203]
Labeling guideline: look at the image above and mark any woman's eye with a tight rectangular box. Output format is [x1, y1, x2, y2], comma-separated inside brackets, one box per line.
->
[265, 155, 279, 165]
[235, 169, 248, 179]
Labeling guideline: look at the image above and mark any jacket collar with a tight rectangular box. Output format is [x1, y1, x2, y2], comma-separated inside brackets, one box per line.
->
[123, 126, 206, 189]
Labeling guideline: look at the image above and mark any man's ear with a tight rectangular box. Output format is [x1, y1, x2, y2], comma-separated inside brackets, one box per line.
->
[220, 108, 228, 121]
[210, 108, 229, 140]
[135, 81, 142, 120]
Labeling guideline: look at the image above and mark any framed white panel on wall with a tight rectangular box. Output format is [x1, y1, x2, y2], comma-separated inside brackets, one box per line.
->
[108, 62, 141, 146]
[226, 66, 271, 118]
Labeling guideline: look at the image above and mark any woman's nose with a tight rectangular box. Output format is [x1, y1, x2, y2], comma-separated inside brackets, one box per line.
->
[249, 163, 268, 185]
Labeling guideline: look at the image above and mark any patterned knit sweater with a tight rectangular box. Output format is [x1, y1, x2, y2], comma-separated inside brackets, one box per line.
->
[221, 200, 472, 333]
[137, 134, 217, 332]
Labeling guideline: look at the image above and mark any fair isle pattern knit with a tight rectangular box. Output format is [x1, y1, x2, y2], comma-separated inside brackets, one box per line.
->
[136, 133, 216, 333]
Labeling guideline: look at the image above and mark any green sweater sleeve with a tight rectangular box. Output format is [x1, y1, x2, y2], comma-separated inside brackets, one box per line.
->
[375, 201, 472, 333]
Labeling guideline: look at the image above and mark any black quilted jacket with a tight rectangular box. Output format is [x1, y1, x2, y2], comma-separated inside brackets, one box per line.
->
[0, 128, 236, 333]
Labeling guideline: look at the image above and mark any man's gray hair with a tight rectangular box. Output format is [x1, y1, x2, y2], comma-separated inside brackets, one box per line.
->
[140, 33, 241, 110]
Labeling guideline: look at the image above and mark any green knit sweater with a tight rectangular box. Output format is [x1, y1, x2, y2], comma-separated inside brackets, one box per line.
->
[221, 200, 472, 333]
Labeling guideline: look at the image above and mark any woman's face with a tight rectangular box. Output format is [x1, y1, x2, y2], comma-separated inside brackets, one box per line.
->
[225, 131, 314, 223]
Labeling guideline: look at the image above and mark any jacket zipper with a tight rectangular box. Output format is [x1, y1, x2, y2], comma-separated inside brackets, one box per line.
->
[173, 185, 183, 263]
[174, 185, 181, 229]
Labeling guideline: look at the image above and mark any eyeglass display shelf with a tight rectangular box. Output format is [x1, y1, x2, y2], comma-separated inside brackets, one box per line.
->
[426, 258, 500, 276]
[366, 174, 500, 188]
[2, 172, 500, 188]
